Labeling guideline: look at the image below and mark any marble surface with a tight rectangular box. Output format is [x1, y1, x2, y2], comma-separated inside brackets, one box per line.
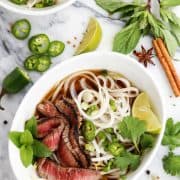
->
[0, 0, 180, 180]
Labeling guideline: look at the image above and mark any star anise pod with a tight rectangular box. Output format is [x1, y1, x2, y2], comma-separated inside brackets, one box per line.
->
[133, 46, 155, 67]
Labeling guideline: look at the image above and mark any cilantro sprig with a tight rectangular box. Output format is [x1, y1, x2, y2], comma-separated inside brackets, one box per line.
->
[118, 116, 146, 151]
[163, 152, 180, 176]
[161, 117, 180, 177]
[9, 116, 52, 167]
[162, 118, 180, 150]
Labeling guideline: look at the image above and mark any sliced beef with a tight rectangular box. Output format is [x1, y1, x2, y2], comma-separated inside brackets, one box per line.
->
[56, 98, 90, 168]
[37, 101, 59, 118]
[69, 127, 90, 168]
[37, 158, 101, 180]
[37, 117, 63, 138]
[42, 124, 64, 151]
[57, 126, 79, 168]
[55, 98, 81, 127]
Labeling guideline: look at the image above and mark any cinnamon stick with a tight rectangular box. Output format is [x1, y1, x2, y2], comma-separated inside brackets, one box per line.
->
[153, 39, 180, 97]
[156, 38, 180, 92]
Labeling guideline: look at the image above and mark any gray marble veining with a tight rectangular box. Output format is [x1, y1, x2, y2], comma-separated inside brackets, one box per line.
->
[0, 1, 180, 180]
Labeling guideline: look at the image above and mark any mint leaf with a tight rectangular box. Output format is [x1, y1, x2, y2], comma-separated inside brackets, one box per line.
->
[114, 151, 140, 171]
[32, 139, 52, 157]
[20, 130, 33, 145]
[8, 131, 23, 148]
[25, 116, 37, 137]
[20, 145, 33, 167]
[118, 116, 146, 151]
[113, 22, 141, 54]
[160, 0, 180, 7]
[163, 152, 180, 176]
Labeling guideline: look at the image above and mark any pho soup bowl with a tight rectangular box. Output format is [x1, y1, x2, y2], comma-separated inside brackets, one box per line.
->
[0, 0, 76, 16]
[9, 52, 166, 180]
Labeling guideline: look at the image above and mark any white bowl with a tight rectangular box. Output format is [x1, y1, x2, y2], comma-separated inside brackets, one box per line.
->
[9, 52, 166, 180]
[0, 0, 76, 16]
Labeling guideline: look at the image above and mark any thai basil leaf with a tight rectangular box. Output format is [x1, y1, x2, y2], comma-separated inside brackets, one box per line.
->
[20, 145, 33, 167]
[8, 131, 23, 148]
[160, 0, 180, 7]
[113, 22, 141, 54]
[32, 139, 52, 157]
[20, 130, 33, 145]
[25, 116, 37, 137]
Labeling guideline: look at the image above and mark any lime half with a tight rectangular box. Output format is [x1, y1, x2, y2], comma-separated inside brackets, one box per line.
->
[132, 92, 161, 134]
[75, 18, 102, 55]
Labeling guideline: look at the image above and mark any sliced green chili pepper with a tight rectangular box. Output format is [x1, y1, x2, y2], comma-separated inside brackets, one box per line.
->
[86, 105, 98, 115]
[0, 67, 31, 110]
[108, 142, 125, 156]
[109, 99, 117, 112]
[48, 41, 65, 57]
[36, 56, 51, 72]
[96, 131, 106, 141]
[28, 34, 50, 55]
[11, 19, 31, 40]
[24, 55, 39, 71]
[82, 120, 96, 142]
[85, 143, 95, 152]
[10, 0, 27, 5]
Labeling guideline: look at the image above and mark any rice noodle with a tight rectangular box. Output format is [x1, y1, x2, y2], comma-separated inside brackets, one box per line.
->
[49, 70, 140, 179]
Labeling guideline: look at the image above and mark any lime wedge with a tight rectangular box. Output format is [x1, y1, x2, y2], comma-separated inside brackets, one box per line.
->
[132, 92, 161, 134]
[75, 18, 102, 55]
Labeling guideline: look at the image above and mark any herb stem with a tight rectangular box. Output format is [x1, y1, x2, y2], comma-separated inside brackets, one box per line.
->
[147, 0, 152, 12]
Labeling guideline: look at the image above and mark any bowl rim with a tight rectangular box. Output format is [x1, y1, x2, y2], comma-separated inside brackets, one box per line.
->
[0, 0, 76, 16]
[8, 52, 166, 180]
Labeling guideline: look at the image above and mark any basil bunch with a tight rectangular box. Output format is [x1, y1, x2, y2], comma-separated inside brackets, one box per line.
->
[9, 117, 52, 167]
[96, 0, 180, 57]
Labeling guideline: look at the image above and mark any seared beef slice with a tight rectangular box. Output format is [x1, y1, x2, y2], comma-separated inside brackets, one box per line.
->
[37, 158, 101, 180]
[56, 98, 90, 168]
[57, 126, 79, 167]
[37, 101, 59, 118]
[37, 118, 61, 138]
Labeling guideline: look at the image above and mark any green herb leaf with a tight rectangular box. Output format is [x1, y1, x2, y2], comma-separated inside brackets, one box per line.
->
[8, 131, 23, 148]
[140, 133, 155, 149]
[32, 139, 52, 157]
[163, 152, 180, 176]
[171, 23, 180, 46]
[147, 12, 164, 38]
[133, 0, 144, 4]
[113, 22, 141, 54]
[20, 145, 33, 167]
[25, 116, 37, 137]
[114, 151, 140, 171]
[162, 118, 180, 150]
[160, 8, 180, 26]
[95, 0, 125, 13]
[20, 130, 33, 145]
[118, 116, 146, 151]
[160, 0, 180, 7]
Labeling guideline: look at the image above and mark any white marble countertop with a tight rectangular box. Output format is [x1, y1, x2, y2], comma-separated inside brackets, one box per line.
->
[0, 0, 179, 180]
